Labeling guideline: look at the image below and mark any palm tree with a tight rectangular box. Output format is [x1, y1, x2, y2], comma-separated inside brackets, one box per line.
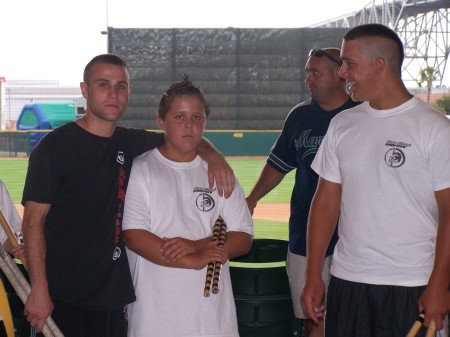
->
[417, 66, 438, 103]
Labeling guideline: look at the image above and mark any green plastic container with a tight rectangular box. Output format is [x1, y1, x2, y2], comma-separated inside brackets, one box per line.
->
[230, 239, 294, 337]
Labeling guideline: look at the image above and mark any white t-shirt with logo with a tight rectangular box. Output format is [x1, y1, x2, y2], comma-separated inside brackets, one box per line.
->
[123, 148, 253, 337]
[312, 97, 450, 286]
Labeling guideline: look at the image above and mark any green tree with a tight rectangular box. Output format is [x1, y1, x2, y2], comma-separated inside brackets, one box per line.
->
[417, 66, 438, 103]
[433, 94, 450, 115]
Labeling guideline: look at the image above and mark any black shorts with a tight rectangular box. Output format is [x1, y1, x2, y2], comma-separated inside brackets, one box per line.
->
[325, 276, 427, 337]
[21, 300, 128, 337]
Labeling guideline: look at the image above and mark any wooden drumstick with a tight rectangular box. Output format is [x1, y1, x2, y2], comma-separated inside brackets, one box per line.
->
[203, 219, 222, 297]
[212, 218, 227, 294]
[406, 310, 425, 337]
[406, 310, 437, 337]
[0, 242, 63, 336]
[0, 209, 26, 269]
[425, 319, 436, 337]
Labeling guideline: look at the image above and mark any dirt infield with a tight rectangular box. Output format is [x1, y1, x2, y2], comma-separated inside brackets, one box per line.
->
[15, 203, 290, 223]
[252, 203, 290, 222]
[15, 204, 24, 218]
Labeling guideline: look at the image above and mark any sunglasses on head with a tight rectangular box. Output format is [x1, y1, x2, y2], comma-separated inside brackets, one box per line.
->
[308, 48, 342, 67]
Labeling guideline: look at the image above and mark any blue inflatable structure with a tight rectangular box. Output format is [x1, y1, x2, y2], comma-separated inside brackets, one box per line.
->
[16, 102, 77, 149]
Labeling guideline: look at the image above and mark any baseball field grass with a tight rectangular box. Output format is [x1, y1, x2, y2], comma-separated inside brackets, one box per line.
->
[0, 157, 293, 240]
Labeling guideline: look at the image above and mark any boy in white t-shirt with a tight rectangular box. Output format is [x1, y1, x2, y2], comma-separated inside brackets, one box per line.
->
[123, 75, 253, 337]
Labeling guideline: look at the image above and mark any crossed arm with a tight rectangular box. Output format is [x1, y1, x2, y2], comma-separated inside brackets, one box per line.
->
[124, 229, 252, 269]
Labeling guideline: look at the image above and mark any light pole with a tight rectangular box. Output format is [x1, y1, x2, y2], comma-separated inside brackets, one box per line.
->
[100, 0, 109, 51]
[6, 88, 11, 128]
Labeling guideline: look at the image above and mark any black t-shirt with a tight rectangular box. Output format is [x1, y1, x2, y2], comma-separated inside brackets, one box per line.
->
[22, 122, 164, 309]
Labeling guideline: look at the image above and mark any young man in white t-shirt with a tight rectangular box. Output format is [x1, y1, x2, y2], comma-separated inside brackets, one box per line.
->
[301, 24, 450, 337]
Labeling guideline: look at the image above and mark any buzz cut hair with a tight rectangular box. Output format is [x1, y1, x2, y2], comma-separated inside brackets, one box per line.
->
[344, 24, 404, 71]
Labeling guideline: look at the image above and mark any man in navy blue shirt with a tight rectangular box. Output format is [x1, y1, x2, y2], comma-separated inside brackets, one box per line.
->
[246, 47, 359, 337]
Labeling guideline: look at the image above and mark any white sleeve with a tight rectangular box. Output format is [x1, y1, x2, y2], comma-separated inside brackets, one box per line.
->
[123, 161, 152, 232]
[0, 180, 22, 245]
[311, 122, 342, 184]
[429, 123, 450, 191]
[220, 179, 253, 236]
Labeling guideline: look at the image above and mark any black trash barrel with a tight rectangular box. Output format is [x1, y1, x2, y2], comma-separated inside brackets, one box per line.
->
[230, 239, 294, 337]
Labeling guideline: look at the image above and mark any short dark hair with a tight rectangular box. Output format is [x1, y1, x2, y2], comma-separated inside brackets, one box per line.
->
[344, 24, 404, 69]
[158, 74, 211, 120]
[83, 54, 130, 83]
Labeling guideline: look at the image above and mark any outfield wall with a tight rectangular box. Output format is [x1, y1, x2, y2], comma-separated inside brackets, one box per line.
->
[204, 130, 279, 156]
[0, 131, 31, 157]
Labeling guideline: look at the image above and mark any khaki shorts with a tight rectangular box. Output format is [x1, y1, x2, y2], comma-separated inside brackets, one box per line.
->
[439, 316, 449, 337]
[286, 249, 332, 319]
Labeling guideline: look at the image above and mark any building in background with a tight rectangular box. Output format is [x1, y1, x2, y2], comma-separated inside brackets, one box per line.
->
[0, 79, 84, 130]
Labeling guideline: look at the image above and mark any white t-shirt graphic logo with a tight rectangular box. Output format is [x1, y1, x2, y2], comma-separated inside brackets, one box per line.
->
[385, 148, 405, 167]
[196, 193, 215, 212]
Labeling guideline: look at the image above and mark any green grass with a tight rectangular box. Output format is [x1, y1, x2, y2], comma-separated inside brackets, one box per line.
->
[0, 157, 292, 241]
[229, 158, 292, 240]
[252, 219, 288, 240]
[228, 158, 294, 203]
[0, 158, 28, 203]
[1, 157, 294, 204]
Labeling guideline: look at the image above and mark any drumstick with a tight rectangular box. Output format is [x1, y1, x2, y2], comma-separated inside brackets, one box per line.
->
[203, 219, 222, 297]
[406, 310, 437, 337]
[0, 209, 27, 269]
[0, 242, 63, 336]
[425, 319, 436, 337]
[406, 310, 425, 337]
[212, 219, 227, 294]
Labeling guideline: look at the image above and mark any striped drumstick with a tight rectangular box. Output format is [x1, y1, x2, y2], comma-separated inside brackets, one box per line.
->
[203, 219, 222, 297]
[203, 261, 215, 297]
[212, 218, 227, 294]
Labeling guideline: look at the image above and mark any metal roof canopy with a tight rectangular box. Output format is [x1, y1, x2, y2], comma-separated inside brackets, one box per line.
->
[311, 0, 450, 86]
